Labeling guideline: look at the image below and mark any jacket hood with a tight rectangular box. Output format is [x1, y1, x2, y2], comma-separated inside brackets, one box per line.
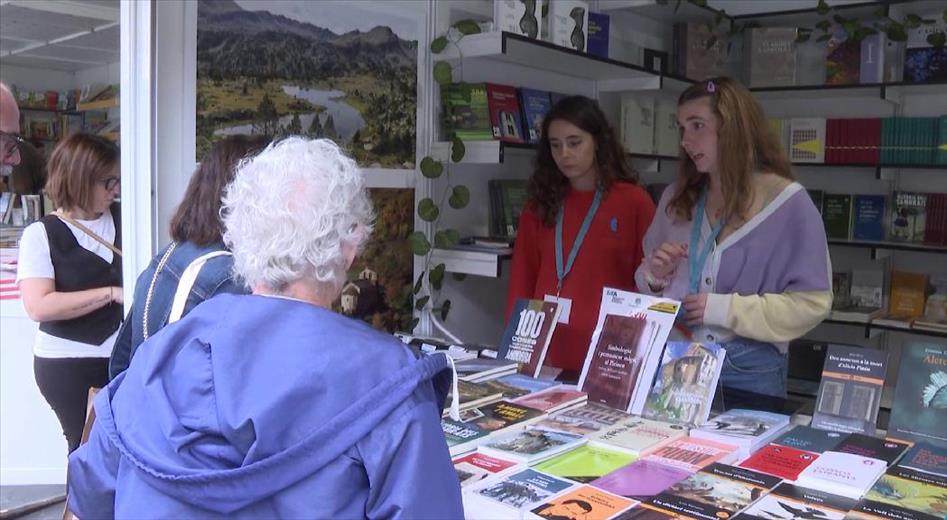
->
[95, 294, 452, 514]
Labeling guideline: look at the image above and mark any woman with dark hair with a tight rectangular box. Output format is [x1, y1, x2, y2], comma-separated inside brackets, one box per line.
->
[108, 135, 269, 379]
[507, 95, 656, 377]
[16, 132, 121, 453]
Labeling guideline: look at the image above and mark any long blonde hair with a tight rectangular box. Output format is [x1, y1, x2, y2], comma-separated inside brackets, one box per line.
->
[668, 77, 792, 224]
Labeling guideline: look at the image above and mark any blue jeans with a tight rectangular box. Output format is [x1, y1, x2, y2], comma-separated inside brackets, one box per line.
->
[719, 339, 787, 398]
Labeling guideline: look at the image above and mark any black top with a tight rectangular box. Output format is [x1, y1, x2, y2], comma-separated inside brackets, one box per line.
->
[38, 204, 122, 345]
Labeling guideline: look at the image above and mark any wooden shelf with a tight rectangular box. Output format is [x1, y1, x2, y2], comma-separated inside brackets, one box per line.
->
[76, 98, 118, 111]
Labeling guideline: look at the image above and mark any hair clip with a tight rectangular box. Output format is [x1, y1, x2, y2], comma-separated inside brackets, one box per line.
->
[707, 80, 716, 93]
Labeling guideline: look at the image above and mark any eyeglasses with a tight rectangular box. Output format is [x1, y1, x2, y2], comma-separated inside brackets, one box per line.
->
[0, 131, 26, 162]
[100, 177, 121, 191]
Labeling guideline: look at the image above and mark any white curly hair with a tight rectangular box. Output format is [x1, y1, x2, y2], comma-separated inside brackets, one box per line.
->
[222, 137, 374, 292]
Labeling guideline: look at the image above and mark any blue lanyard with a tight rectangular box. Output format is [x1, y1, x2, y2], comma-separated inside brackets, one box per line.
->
[688, 186, 725, 294]
[555, 189, 603, 294]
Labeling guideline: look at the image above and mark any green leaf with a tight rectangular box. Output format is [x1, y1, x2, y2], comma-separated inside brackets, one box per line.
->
[816, 20, 831, 32]
[413, 271, 423, 295]
[853, 26, 877, 41]
[429, 263, 446, 290]
[418, 198, 439, 222]
[929, 31, 946, 48]
[688, 0, 707, 7]
[833, 14, 851, 25]
[448, 185, 471, 209]
[439, 299, 452, 321]
[452, 273, 467, 282]
[451, 135, 466, 162]
[430, 36, 448, 54]
[453, 19, 481, 35]
[408, 231, 431, 256]
[796, 31, 811, 43]
[885, 22, 907, 42]
[816, 33, 832, 42]
[414, 295, 430, 310]
[434, 229, 461, 249]
[872, 6, 887, 19]
[816, 0, 830, 16]
[419, 156, 444, 178]
[904, 14, 922, 29]
[433, 61, 452, 86]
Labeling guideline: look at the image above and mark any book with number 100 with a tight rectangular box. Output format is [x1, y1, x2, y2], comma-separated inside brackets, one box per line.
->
[497, 299, 562, 378]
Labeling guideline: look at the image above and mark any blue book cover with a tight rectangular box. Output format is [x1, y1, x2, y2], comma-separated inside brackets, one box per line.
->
[897, 442, 947, 478]
[852, 194, 886, 241]
[517, 88, 552, 145]
[587, 12, 610, 58]
[772, 425, 848, 453]
[859, 33, 884, 84]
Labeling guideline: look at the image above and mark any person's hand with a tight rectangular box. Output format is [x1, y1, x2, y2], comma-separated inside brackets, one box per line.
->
[649, 241, 688, 281]
[682, 293, 707, 327]
[111, 286, 124, 305]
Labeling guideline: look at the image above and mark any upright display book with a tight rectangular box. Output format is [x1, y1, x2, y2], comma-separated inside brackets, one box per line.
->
[486, 82, 526, 143]
[498, 299, 562, 377]
[772, 425, 848, 453]
[642, 342, 725, 427]
[745, 27, 797, 87]
[527, 485, 636, 520]
[468, 468, 578, 516]
[810, 344, 888, 435]
[453, 451, 522, 487]
[518, 88, 552, 145]
[648, 463, 782, 520]
[641, 437, 738, 473]
[653, 97, 680, 158]
[548, 0, 588, 52]
[825, 25, 861, 85]
[833, 434, 910, 466]
[675, 22, 728, 81]
[533, 444, 636, 484]
[480, 428, 587, 464]
[850, 467, 947, 520]
[578, 288, 681, 414]
[740, 483, 859, 520]
[795, 451, 887, 499]
[890, 192, 928, 243]
[822, 194, 853, 240]
[852, 195, 886, 241]
[441, 82, 492, 141]
[620, 94, 655, 155]
[589, 417, 687, 457]
[690, 409, 791, 456]
[591, 459, 691, 501]
[739, 444, 819, 481]
[886, 342, 947, 448]
[586, 12, 610, 59]
[493, 0, 540, 39]
[897, 443, 947, 478]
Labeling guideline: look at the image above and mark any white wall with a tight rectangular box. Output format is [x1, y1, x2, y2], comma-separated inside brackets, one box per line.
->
[0, 65, 75, 92]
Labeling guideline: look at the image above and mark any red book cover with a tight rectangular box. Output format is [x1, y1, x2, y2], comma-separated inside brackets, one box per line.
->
[485, 83, 526, 144]
[580, 313, 648, 411]
[738, 443, 818, 481]
[498, 299, 561, 377]
[872, 118, 882, 164]
[860, 118, 874, 164]
[837, 118, 848, 163]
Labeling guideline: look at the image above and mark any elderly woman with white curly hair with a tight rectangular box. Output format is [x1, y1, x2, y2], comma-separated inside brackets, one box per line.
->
[66, 138, 465, 519]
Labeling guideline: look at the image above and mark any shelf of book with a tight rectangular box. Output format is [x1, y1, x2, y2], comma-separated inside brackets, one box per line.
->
[822, 318, 947, 339]
[430, 247, 512, 278]
[827, 239, 947, 255]
[752, 80, 947, 101]
[76, 97, 118, 112]
[430, 140, 533, 164]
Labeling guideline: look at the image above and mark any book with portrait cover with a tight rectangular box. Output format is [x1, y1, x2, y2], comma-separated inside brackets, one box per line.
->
[648, 463, 782, 520]
[498, 299, 562, 377]
[740, 482, 858, 520]
[810, 344, 888, 436]
[642, 341, 725, 427]
[886, 342, 947, 449]
[527, 485, 637, 520]
[533, 444, 636, 484]
[591, 459, 691, 501]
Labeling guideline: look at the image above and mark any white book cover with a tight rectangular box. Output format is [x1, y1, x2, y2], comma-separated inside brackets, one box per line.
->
[620, 94, 655, 155]
[653, 96, 680, 157]
[493, 0, 540, 39]
[548, 0, 588, 52]
[795, 451, 886, 499]
[690, 409, 791, 454]
[479, 427, 587, 465]
[790, 118, 826, 163]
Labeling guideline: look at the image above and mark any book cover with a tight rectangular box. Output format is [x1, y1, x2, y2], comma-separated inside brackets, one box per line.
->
[548, 0, 588, 52]
[480, 428, 587, 464]
[441, 82, 492, 141]
[453, 451, 521, 487]
[455, 357, 519, 382]
[790, 118, 827, 163]
[642, 438, 738, 473]
[643, 341, 725, 427]
[586, 12, 609, 58]
[811, 344, 888, 435]
[495, 373, 562, 396]
[518, 87, 552, 145]
[850, 268, 885, 309]
[739, 444, 819, 481]
[535, 402, 631, 437]
[529, 485, 637, 520]
[897, 442, 946, 478]
[590, 417, 687, 457]
[890, 192, 928, 243]
[852, 195, 886, 241]
[654, 97, 680, 158]
[826, 25, 861, 85]
[772, 425, 848, 453]
[886, 342, 947, 448]
[465, 400, 547, 435]
[740, 483, 858, 520]
[834, 434, 910, 466]
[447, 379, 504, 411]
[486, 83, 526, 144]
[580, 313, 648, 412]
[795, 451, 887, 499]
[498, 299, 562, 377]
[903, 16, 947, 84]
[649, 463, 782, 520]
[822, 194, 852, 240]
[591, 459, 691, 501]
[494, 0, 540, 39]
[690, 409, 791, 452]
[860, 33, 885, 84]
[852, 467, 947, 519]
[512, 387, 587, 413]
[491, 179, 529, 239]
[888, 271, 929, 319]
[620, 94, 655, 155]
[443, 418, 489, 456]
[534, 444, 636, 484]
[472, 468, 577, 512]
[746, 27, 798, 87]
[679, 22, 728, 81]
[832, 272, 852, 310]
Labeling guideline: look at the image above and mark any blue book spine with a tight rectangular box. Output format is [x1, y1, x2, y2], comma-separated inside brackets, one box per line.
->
[859, 33, 884, 84]
[587, 12, 610, 58]
[852, 194, 886, 241]
[517, 88, 553, 145]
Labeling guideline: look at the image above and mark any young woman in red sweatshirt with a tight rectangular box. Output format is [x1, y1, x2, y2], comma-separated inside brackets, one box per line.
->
[506, 96, 656, 378]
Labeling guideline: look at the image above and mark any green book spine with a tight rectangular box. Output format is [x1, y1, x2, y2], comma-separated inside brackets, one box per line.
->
[939, 116, 947, 165]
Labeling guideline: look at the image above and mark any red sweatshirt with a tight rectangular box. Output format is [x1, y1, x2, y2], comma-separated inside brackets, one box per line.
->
[506, 182, 656, 373]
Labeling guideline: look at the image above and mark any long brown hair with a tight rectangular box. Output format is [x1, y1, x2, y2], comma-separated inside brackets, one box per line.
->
[668, 77, 792, 224]
[170, 135, 269, 246]
[529, 95, 637, 226]
[45, 132, 118, 212]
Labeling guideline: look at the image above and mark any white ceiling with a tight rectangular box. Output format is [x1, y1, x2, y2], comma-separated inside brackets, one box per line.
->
[0, 0, 119, 72]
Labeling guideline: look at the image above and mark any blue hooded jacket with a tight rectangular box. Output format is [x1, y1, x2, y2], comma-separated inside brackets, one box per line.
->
[68, 294, 464, 519]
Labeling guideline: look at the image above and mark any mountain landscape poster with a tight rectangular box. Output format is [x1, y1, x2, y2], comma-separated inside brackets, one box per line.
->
[196, 0, 419, 168]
